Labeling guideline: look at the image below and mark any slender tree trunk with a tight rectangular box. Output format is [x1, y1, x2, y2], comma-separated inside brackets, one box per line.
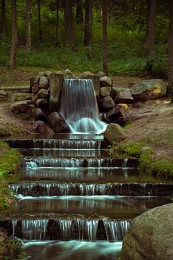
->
[102, 0, 108, 75]
[38, 0, 42, 42]
[26, 0, 31, 52]
[9, 0, 17, 69]
[145, 0, 156, 56]
[64, 0, 75, 48]
[168, 0, 173, 101]
[1, 0, 6, 41]
[55, 0, 59, 47]
[84, 0, 92, 47]
[76, 0, 83, 24]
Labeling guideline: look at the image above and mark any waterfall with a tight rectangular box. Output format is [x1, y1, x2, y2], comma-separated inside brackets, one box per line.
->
[59, 79, 107, 134]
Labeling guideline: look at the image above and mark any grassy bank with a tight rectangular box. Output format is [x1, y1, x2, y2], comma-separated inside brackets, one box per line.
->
[109, 142, 173, 178]
[0, 141, 21, 210]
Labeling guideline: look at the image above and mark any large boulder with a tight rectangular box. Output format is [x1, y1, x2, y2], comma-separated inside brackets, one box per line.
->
[104, 123, 126, 144]
[47, 112, 70, 133]
[34, 120, 54, 135]
[10, 100, 29, 113]
[100, 96, 115, 110]
[100, 87, 111, 97]
[100, 76, 112, 87]
[131, 79, 167, 101]
[111, 87, 134, 104]
[122, 203, 173, 260]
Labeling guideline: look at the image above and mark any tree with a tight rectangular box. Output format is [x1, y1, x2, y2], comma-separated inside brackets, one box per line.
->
[38, 0, 42, 42]
[55, 0, 59, 47]
[9, 0, 18, 69]
[102, 0, 108, 75]
[168, 0, 173, 102]
[144, 0, 157, 74]
[76, 0, 84, 24]
[64, 0, 75, 47]
[84, 0, 92, 47]
[1, 0, 6, 41]
[26, 0, 31, 52]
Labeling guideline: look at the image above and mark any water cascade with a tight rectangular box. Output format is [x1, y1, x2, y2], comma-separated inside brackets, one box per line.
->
[1, 135, 173, 259]
[59, 79, 107, 134]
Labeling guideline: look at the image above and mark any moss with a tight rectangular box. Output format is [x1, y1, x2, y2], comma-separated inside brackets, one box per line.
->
[0, 141, 21, 210]
[108, 142, 173, 178]
[139, 151, 173, 178]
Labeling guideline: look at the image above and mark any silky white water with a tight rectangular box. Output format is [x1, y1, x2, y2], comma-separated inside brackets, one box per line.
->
[59, 79, 107, 134]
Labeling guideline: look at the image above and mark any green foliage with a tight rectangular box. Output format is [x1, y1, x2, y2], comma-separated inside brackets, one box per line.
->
[108, 142, 143, 157]
[139, 151, 173, 177]
[0, 142, 20, 210]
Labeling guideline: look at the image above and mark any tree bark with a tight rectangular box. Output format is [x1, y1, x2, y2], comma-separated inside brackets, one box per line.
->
[76, 0, 83, 24]
[144, 0, 157, 58]
[64, 0, 75, 47]
[26, 0, 31, 52]
[1, 0, 6, 41]
[84, 0, 92, 47]
[38, 0, 42, 42]
[168, 0, 173, 101]
[9, 0, 17, 69]
[102, 0, 108, 75]
[55, 0, 59, 47]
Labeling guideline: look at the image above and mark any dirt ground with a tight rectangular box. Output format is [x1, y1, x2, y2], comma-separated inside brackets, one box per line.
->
[0, 95, 173, 161]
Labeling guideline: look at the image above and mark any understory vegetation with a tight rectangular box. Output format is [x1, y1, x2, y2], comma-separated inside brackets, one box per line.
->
[109, 141, 173, 178]
[0, 141, 20, 210]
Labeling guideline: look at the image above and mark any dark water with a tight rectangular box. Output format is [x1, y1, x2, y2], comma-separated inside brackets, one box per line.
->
[2, 135, 172, 259]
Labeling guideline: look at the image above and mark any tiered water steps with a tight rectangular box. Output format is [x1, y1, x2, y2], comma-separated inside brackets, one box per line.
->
[1, 135, 172, 259]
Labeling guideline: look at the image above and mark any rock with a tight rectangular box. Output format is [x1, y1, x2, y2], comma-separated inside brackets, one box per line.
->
[36, 98, 48, 110]
[104, 123, 126, 144]
[111, 87, 134, 104]
[34, 120, 54, 135]
[122, 203, 173, 260]
[103, 106, 126, 123]
[10, 100, 29, 113]
[11, 93, 32, 103]
[39, 76, 49, 89]
[96, 71, 106, 78]
[44, 71, 52, 77]
[37, 89, 49, 99]
[64, 69, 74, 79]
[79, 71, 94, 79]
[34, 108, 47, 121]
[100, 76, 112, 87]
[0, 90, 8, 100]
[100, 96, 115, 110]
[100, 87, 111, 97]
[34, 72, 45, 84]
[27, 104, 35, 116]
[47, 112, 70, 133]
[131, 79, 167, 101]
[32, 84, 40, 93]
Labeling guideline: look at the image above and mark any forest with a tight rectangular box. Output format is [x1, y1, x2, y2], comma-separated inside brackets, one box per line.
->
[0, 0, 173, 95]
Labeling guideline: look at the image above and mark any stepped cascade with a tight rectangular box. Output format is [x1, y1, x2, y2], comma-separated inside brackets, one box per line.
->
[59, 79, 107, 134]
[1, 135, 173, 259]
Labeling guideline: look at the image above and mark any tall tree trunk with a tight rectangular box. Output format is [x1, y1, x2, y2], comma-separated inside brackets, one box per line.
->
[102, 0, 108, 75]
[144, 0, 157, 74]
[9, 0, 17, 69]
[168, 0, 173, 102]
[1, 0, 6, 41]
[38, 0, 42, 42]
[26, 0, 31, 52]
[84, 0, 92, 47]
[64, 0, 75, 47]
[55, 0, 59, 47]
[76, 0, 83, 24]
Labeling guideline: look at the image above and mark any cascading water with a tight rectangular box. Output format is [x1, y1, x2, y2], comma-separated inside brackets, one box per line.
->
[59, 79, 107, 134]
